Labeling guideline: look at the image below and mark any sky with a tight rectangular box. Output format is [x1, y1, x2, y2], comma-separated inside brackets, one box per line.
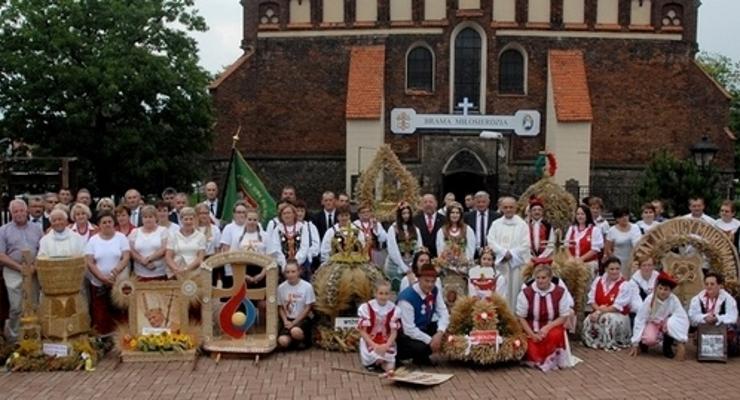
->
[189, 0, 740, 74]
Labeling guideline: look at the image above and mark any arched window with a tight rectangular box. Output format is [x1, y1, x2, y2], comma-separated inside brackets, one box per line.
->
[453, 28, 482, 113]
[406, 46, 434, 92]
[661, 3, 683, 27]
[499, 49, 525, 94]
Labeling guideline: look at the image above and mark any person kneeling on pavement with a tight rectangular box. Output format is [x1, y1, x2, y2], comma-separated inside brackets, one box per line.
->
[396, 263, 449, 366]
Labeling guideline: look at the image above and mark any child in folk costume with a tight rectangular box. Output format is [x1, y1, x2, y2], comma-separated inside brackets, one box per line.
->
[319, 206, 365, 263]
[629, 271, 689, 360]
[630, 256, 659, 312]
[565, 205, 604, 278]
[516, 263, 575, 372]
[277, 260, 316, 349]
[353, 203, 388, 267]
[357, 281, 400, 372]
[467, 247, 507, 301]
[688, 272, 739, 355]
[582, 257, 633, 350]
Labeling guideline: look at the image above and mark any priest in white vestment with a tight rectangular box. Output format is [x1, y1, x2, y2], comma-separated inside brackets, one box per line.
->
[38, 209, 85, 258]
[486, 197, 531, 308]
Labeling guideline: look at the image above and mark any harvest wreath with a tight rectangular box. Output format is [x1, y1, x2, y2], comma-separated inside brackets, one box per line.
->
[441, 295, 528, 365]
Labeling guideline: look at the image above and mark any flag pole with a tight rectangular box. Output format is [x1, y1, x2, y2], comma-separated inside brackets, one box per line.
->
[218, 125, 241, 219]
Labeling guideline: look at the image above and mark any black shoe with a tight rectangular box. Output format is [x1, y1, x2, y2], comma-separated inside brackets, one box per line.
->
[663, 336, 676, 358]
[639, 343, 649, 354]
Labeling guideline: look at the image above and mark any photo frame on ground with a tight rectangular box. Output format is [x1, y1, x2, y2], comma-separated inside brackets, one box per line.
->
[697, 324, 727, 362]
[129, 280, 190, 336]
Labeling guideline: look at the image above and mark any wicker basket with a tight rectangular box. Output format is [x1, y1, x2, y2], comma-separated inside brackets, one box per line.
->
[36, 257, 87, 296]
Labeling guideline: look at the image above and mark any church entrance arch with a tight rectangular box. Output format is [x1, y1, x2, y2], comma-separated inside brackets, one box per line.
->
[441, 148, 494, 202]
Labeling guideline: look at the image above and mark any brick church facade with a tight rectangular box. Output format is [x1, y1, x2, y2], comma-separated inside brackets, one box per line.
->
[210, 0, 733, 209]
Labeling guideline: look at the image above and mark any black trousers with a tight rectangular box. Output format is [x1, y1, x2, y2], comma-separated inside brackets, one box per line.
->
[396, 322, 438, 365]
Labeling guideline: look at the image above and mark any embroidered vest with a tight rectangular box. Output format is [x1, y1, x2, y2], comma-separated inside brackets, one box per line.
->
[366, 305, 395, 344]
[523, 285, 565, 328]
[568, 225, 597, 262]
[397, 286, 438, 331]
[529, 220, 551, 256]
[700, 297, 727, 316]
[595, 278, 630, 314]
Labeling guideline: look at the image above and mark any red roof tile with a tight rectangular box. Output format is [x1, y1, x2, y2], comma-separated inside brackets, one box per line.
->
[549, 50, 593, 122]
[346, 46, 385, 119]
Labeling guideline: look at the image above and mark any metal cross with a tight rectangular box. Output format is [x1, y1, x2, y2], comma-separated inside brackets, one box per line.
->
[457, 97, 474, 116]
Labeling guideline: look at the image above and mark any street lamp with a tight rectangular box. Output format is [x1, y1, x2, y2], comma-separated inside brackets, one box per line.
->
[690, 135, 719, 169]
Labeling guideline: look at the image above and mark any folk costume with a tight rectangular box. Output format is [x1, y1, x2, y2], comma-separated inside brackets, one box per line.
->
[630, 269, 659, 312]
[487, 214, 531, 308]
[527, 198, 555, 259]
[357, 299, 400, 368]
[565, 223, 603, 277]
[319, 223, 366, 264]
[467, 265, 507, 300]
[435, 224, 476, 267]
[516, 280, 575, 371]
[385, 222, 421, 292]
[582, 274, 633, 350]
[396, 275, 450, 365]
[688, 288, 739, 355]
[270, 221, 310, 271]
[631, 272, 689, 358]
[353, 219, 387, 267]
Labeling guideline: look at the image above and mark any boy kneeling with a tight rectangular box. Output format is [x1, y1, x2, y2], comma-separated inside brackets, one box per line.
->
[629, 271, 689, 360]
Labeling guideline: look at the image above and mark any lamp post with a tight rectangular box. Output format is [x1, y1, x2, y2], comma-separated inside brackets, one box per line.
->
[690, 135, 719, 169]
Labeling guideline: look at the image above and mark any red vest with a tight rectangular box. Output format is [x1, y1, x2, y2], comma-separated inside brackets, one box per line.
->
[524, 285, 565, 328]
[568, 225, 598, 262]
[529, 221, 551, 256]
[366, 305, 395, 344]
[595, 278, 630, 315]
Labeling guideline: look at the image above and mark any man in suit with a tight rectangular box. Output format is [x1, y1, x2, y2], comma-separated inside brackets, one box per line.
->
[43, 192, 59, 220]
[312, 191, 336, 240]
[463, 190, 499, 258]
[28, 195, 50, 232]
[170, 192, 188, 225]
[125, 188, 144, 227]
[413, 194, 445, 258]
[204, 181, 220, 225]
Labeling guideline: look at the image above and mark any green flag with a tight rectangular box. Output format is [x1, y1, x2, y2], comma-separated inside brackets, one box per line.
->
[220, 149, 276, 225]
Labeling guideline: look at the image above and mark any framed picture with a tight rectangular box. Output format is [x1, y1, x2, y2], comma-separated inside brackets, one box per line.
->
[697, 324, 727, 362]
[129, 280, 190, 336]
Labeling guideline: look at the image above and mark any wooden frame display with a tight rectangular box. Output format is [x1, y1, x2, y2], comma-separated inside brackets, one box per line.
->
[116, 275, 203, 363]
[697, 324, 728, 362]
[200, 251, 279, 359]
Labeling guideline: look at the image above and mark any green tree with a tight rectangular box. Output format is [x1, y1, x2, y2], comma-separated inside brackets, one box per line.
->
[637, 150, 721, 217]
[696, 52, 740, 178]
[0, 0, 213, 196]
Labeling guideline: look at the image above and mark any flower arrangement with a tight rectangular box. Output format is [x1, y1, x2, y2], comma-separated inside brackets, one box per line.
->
[121, 331, 195, 353]
[442, 295, 528, 365]
[2, 337, 108, 372]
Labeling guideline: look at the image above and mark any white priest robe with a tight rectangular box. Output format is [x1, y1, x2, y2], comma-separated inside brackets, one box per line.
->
[486, 215, 531, 308]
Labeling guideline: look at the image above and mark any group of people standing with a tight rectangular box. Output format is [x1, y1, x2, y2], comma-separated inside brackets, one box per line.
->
[0, 185, 738, 373]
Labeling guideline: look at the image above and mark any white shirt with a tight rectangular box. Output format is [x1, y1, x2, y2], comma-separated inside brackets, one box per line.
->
[636, 220, 660, 233]
[220, 221, 245, 250]
[715, 218, 740, 235]
[129, 226, 168, 278]
[631, 293, 689, 344]
[386, 223, 422, 274]
[167, 229, 206, 267]
[85, 232, 130, 287]
[688, 289, 738, 327]
[683, 213, 716, 224]
[435, 225, 476, 261]
[352, 219, 388, 247]
[474, 210, 489, 248]
[397, 283, 449, 344]
[197, 224, 221, 256]
[277, 279, 315, 319]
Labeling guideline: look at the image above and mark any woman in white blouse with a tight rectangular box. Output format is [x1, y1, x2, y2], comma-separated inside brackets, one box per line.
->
[270, 202, 309, 272]
[238, 208, 278, 287]
[565, 205, 604, 278]
[435, 202, 476, 263]
[165, 207, 206, 278]
[195, 202, 221, 258]
[129, 205, 168, 281]
[604, 207, 642, 279]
